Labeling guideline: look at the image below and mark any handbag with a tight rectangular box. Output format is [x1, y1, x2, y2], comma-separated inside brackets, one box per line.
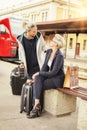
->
[63, 66, 79, 89]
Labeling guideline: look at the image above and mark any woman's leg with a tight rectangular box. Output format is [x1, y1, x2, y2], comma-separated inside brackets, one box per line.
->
[33, 75, 45, 101]
[28, 76, 56, 118]
[43, 78, 57, 90]
[28, 75, 45, 118]
[33, 76, 57, 107]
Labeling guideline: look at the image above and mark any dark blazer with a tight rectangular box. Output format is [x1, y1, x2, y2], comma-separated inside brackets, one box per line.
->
[39, 49, 65, 87]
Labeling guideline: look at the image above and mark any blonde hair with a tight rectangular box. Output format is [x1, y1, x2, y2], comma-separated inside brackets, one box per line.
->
[22, 21, 37, 32]
[52, 34, 66, 49]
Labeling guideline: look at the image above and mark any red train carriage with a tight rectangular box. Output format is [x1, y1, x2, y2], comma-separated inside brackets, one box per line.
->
[0, 17, 25, 59]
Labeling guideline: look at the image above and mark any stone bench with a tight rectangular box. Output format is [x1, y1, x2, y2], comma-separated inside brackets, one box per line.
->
[44, 89, 76, 116]
[44, 87, 87, 116]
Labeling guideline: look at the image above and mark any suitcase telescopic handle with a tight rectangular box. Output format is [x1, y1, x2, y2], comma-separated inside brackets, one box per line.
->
[18, 64, 27, 77]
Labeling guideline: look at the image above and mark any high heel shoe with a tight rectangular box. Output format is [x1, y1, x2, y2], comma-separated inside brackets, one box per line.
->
[27, 104, 41, 119]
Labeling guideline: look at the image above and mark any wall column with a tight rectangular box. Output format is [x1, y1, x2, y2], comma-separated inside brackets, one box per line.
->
[48, 2, 58, 20]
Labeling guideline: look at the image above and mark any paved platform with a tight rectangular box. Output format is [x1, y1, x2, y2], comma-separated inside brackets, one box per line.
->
[0, 59, 87, 130]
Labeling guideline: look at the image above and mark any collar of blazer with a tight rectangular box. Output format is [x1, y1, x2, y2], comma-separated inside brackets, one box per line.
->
[47, 49, 60, 62]
[52, 49, 60, 61]
[48, 49, 60, 56]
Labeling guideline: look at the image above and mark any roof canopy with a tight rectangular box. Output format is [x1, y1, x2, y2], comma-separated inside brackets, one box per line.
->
[37, 17, 87, 34]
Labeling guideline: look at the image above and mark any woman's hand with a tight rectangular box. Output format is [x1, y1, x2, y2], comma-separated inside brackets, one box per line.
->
[32, 72, 39, 80]
[26, 79, 33, 84]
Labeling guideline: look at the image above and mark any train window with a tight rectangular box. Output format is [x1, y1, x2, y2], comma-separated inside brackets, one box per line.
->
[0, 24, 6, 34]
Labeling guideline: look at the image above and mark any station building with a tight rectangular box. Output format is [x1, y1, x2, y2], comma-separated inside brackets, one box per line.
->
[0, 0, 87, 58]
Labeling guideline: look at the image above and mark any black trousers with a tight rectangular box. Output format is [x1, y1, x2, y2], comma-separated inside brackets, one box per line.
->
[32, 75, 57, 108]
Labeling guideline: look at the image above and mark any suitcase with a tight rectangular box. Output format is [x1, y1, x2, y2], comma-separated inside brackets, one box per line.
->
[10, 63, 27, 95]
[20, 83, 33, 115]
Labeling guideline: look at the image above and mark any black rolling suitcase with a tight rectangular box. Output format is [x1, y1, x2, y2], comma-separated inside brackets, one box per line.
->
[20, 83, 33, 115]
[10, 63, 27, 95]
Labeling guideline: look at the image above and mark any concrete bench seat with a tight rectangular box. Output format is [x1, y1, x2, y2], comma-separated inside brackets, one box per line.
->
[44, 87, 87, 116]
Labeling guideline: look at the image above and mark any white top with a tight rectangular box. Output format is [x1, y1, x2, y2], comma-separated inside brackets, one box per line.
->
[47, 59, 52, 70]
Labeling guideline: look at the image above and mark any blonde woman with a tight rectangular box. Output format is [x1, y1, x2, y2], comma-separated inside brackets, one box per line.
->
[28, 34, 65, 119]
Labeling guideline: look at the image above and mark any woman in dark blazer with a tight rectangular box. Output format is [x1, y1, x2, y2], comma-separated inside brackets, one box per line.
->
[28, 34, 65, 118]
